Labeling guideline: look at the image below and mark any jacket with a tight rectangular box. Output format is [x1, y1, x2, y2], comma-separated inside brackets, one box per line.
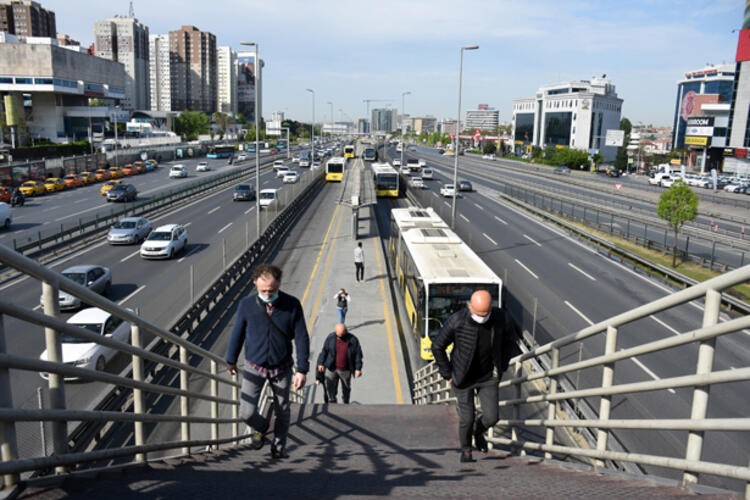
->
[225, 291, 310, 374]
[317, 331, 363, 372]
[431, 307, 518, 388]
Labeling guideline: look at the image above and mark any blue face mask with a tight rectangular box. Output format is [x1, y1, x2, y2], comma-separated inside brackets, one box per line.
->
[258, 292, 279, 303]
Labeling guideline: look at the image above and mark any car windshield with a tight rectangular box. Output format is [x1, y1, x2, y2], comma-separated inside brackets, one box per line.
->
[61, 323, 102, 343]
[62, 272, 86, 285]
[114, 221, 137, 229]
[260, 192, 275, 200]
[148, 232, 172, 241]
[236, 185, 251, 192]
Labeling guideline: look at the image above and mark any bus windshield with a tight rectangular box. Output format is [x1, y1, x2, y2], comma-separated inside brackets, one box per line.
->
[375, 173, 398, 190]
[426, 283, 499, 338]
[328, 163, 344, 173]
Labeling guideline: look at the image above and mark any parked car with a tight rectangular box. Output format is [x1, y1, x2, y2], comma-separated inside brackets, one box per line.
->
[421, 168, 434, 180]
[196, 162, 210, 172]
[169, 165, 188, 178]
[63, 173, 84, 189]
[78, 172, 96, 184]
[553, 166, 571, 175]
[440, 184, 457, 197]
[39, 307, 132, 378]
[457, 179, 473, 192]
[140, 224, 188, 259]
[106, 183, 138, 202]
[259, 188, 279, 208]
[0, 202, 11, 229]
[19, 180, 45, 196]
[100, 179, 122, 196]
[121, 164, 138, 176]
[40, 264, 111, 311]
[44, 178, 66, 193]
[108, 167, 123, 179]
[0, 186, 10, 203]
[282, 171, 299, 184]
[107, 216, 152, 245]
[94, 168, 112, 182]
[233, 183, 256, 201]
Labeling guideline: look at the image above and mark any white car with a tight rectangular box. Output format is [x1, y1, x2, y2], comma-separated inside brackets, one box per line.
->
[236, 154, 248, 162]
[39, 307, 131, 379]
[273, 160, 285, 169]
[259, 188, 279, 208]
[282, 171, 299, 184]
[660, 176, 677, 188]
[140, 224, 188, 259]
[421, 168, 434, 180]
[196, 162, 210, 172]
[482, 154, 496, 160]
[169, 165, 187, 178]
[409, 177, 424, 189]
[0, 202, 11, 230]
[392, 158, 401, 167]
[440, 184, 457, 197]
[418, 159, 426, 168]
[399, 165, 410, 175]
[276, 166, 291, 178]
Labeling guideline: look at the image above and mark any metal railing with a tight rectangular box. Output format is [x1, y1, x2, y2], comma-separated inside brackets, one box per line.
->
[414, 265, 750, 495]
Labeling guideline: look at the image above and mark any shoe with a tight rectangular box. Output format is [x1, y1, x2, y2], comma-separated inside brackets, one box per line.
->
[459, 451, 475, 463]
[474, 429, 488, 453]
[250, 429, 266, 450]
[271, 442, 289, 459]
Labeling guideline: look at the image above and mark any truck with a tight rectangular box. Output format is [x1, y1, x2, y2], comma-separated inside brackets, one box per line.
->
[648, 163, 684, 187]
[298, 150, 311, 168]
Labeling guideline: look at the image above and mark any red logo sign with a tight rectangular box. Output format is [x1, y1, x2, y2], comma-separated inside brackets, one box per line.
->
[680, 91, 697, 122]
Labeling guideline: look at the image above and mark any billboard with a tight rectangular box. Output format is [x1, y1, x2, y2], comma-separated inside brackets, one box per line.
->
[685, 116, 714, 137]
[684, 136, 709, 146]
[237, 52, 256, 120]
[605, 129, 625, 147]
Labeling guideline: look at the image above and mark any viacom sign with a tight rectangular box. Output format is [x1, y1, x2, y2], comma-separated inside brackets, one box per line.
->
[685, 116, 714, 137]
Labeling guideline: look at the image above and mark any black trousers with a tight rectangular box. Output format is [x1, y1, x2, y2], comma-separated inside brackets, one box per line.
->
[354, 262, 364, 281]
[452, 376, 499, 452]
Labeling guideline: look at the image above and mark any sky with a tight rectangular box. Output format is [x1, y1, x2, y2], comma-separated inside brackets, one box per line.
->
[43, 0, 744, 127]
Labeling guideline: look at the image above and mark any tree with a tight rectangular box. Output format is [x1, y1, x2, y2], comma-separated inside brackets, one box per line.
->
[212, 112, 233, 140]
[483, 141, 496, 155]
[656, 179, 699, 267]
[175, 110, 210, 141]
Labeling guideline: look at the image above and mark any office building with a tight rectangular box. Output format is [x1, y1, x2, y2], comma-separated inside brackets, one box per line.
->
[371, 108, 397, 133]
[93, 15, 149, 111]
[236, 49, 262, 121]
[216, 46, 237, 114]
[511, 75, 623, 162]
[465, 104, 499, 131]
[169, 25, 217, 113]
[148, 34, 170, 111]
[726, 3, 750, 175]
[0, 0, 55, 37]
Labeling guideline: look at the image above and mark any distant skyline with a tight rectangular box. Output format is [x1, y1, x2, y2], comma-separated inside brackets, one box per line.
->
[43, 0, 743, 126]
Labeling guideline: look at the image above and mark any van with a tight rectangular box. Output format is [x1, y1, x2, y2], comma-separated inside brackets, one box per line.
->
[259, 188, 278, 208]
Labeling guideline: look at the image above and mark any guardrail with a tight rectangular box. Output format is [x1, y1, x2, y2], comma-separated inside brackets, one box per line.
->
[413, 265, 750, 493]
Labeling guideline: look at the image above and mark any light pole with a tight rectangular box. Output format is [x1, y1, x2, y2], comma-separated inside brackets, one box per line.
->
[327, 101, 333, 139]
[451, 45, 479, 230]
[306, 88, 315, 164]
[282, 127, 290, 159]
[240, 41, 261, 237]
[400, 91, 411, 169]
[113, 105, 121, 167]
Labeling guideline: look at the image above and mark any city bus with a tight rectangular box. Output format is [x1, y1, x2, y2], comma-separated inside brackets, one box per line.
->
[371, 163, 399, 198]
[389, 207, 502, 361]
[325, 157, 346, 182]
[362, 146, 377, 162]
[344, 145, 355, 159]
[207, 145, 236, 159]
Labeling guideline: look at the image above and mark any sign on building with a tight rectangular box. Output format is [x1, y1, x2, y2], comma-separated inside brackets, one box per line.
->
[685, 116, 714, 137]
[605, 129, 625, 147]
[684, 136, 709, 146]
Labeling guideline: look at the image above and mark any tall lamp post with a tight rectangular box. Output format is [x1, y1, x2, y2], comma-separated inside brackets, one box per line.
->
[240, 41, 261, 237]
[327, 101, 334, 139]
[451, 45, 479, 229]
[113, 105, 120, 167]
[282, 127, 291, 160]
[306, 88, 315, 164]
[400, 91, 411, 169]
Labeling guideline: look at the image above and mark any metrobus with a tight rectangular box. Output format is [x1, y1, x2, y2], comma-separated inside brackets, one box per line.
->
[371, 163, 399, 198]
[362, 146, 377, 162]
[207, 145, 236, 159]
[389, 207, 502, 361]
[325, 157, 346, 182]
[343, 145, 355, 159]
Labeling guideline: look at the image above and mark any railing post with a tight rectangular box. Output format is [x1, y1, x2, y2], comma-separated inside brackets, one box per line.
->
[41, 281, 67, 474]
[544, 347, 559, 460]
[210, 361, 219, 449]
[131, 320, 146, 463]
[180, 346, 190, 456]
[511, 358, 524, 457]
[0, 314, 19, 488]
[682, 289, 720, 486]
[232, 372, 239, 439]
[595, 326, 618, 469]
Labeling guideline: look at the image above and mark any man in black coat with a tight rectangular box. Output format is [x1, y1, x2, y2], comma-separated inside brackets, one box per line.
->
[432, 289, 518, 463]
[317, 323, 363, 403]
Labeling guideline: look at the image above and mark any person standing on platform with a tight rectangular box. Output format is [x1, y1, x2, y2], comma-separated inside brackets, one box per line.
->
[317, 323, 363, 404]
[226, 264, 310, 460]
[354, 241, 365, 282]
[431, 289, 518, 463]
[333, 288, 350, 324]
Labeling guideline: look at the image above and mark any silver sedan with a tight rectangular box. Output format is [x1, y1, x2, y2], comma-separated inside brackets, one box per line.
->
[40, 264, 112, 311]
[107, 217, 152, 245]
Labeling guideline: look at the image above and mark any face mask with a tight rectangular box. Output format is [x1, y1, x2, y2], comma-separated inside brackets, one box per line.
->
[471, 313, 490, 324]
[258, 292, 279, 303]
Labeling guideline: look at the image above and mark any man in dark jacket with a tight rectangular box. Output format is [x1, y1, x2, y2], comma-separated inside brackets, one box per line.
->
[317, 323, 363, 404]
[226, 264, 310, 459]
[431, 289, 518, 463]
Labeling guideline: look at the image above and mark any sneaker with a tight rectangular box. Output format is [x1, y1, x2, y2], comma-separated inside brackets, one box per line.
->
[250, 429, 266, 450]
[270, 442, 289, 459]
[474, 429, 488, 453]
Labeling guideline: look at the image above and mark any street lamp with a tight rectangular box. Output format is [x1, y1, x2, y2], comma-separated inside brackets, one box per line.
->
[327, 101, 333, 139]
[306, 88, 315, 164]
[400, 91, 411, 169]
[282, 127, 290, 159]
[240, 41, 261, 237]
[114, 105, 120, 167]
[451, 44, 479, 230]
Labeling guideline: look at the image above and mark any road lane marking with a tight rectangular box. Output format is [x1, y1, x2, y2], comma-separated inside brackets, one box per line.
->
[218, 222, 233, 234]
[432, 192, 439, 198]
[565, 300, 594, 325]
[244, 206, 255, 214]
[74, 199, 87, 204]
[515, 259, 538, 279]
[443, 201, 450, 207]
[183, 222, 192, 228]
[523, 234, 542, 247]
[306, 206, 345, 327]
[473, 203, 484, 211]
[44, 205, 62, 213]
[494, 215, 507, 225]
[301, 205, 341, 309]
[630, 355, 675, 394]
[120, 249, 140, 262]
[118, 285, 146, 305]
[568, 263, 596, 281]
[208, 206, 221, 215]
[649, 315, 681, 336]
[460, 214, 470, 223]
[483, 233, 497, 245]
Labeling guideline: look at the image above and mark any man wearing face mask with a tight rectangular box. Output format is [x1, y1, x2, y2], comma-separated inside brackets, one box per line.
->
[431, 289, 518, 463]
[226, 264, 310, 460]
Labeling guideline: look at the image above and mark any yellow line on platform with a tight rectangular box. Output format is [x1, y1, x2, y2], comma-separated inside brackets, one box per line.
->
[306, 205, 345, 329]
[300, 204, 341, 318]
[373, 236, 404, 404]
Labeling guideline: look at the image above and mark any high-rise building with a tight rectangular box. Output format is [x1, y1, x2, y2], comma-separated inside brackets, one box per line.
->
[0, 0, 55, 37]
[465, 105, 499, 131]
[511, 76, 623, 161]
[236, 50, 262, 121]
[216, 46, 237, 114]
[727, 2, 750, 176]
[169, 25, 217, 113]
[94, 15, 150, 110]
[148, 34, 170, 111]
[371, 108, 397, 132]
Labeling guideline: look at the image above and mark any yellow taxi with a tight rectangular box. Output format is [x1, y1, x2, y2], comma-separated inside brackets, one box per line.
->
[133, 161, 147, 174]
[44, 178, 66, 193]
[19, 180, 45, 196]
[63, 173, 84, 189]
[95, 168, 111, 182]
[108, 166, 123, 179]
[78, 171, 95, 184]
[100, 179, 122, 196]
[147, 158, 158, 168]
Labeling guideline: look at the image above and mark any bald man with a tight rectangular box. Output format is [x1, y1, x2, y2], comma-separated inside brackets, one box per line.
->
[432, 289, 518, 463]
[317, 323, 363, 404]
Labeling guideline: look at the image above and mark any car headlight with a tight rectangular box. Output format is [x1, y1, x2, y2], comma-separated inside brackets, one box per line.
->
[73, 356, 92, 366]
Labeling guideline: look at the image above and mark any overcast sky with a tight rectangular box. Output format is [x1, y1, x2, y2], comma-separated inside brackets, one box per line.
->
[43, 0, 742, 126]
